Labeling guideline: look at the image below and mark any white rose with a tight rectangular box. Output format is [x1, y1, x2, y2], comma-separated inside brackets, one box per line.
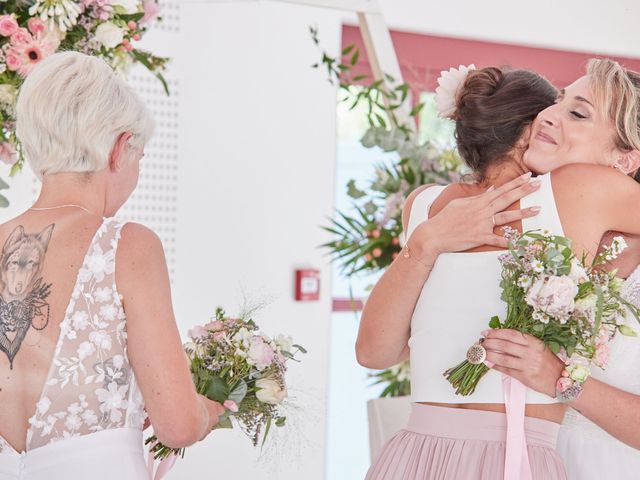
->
[112, 0, 140, 14]
[94, 22, 124, 49]
[0, 84, 16, 106]
[255, 378, 287, 405]
[525, 275, 578, 322]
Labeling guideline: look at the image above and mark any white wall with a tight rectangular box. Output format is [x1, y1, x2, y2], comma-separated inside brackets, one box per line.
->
[168, 3, 341, 479]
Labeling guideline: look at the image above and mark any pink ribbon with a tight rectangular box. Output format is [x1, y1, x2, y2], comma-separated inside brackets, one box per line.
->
[502, 375, 532, 480]
[146, 447, 178, 480]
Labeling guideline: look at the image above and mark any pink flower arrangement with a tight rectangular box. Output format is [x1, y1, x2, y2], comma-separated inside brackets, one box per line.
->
[0, 0, 167, 181]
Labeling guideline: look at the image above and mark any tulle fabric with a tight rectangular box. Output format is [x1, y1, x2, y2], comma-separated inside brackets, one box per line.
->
[366, 404, 566, 480]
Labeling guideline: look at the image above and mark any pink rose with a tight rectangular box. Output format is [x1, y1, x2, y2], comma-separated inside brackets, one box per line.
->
[556, 377, 572, 393]
[5, 52, 21, 71]
[371, 229, 380, 238]
[223, 400, 238, 412]
[187, 325, 208, 340]
[0, 142, 17, 165]
[0, 16, 18, 37]
[373, 248, 382, 258]
[213, 331, 225, 342]
[10, 28, 31, 46]
[27, 18, 46, 35]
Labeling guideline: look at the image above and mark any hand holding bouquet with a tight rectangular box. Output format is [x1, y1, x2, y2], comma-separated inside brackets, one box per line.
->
[445, 228, 640, 396]
[146, 307, 306, 460]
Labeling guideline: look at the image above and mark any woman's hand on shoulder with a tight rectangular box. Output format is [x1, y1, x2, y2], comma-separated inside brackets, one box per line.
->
[403, 173, 542, 258]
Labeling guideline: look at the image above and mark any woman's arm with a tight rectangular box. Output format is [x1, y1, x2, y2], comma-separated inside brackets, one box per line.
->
[356, 173, 542, 369]
[483, 329, 640, 449]
[117, 223, 225, 448]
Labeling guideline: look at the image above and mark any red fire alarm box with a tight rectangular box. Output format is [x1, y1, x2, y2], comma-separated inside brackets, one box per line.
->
[295, 269, 320, 301]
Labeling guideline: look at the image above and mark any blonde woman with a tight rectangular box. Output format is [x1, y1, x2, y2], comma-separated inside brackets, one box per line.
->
[0, 52, 224, 480]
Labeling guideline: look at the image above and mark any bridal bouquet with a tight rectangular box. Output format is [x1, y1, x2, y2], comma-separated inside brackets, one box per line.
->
[444, 228, 640, 396]
[146, 307, 306, 460]
[0, 0, 168, 174]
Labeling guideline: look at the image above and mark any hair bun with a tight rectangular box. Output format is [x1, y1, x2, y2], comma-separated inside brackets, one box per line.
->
[454, 67, 504, 120]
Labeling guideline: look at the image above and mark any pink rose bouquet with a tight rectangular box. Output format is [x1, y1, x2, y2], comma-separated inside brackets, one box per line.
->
[146, 307, 306, 460]
[445, 229, 640, 396]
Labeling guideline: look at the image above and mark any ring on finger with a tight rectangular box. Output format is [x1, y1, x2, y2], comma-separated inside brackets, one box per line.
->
[491, 214, 497, 227]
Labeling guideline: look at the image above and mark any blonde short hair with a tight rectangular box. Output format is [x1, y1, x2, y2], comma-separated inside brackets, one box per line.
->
[16, 51, 154, 178]
[588, 58, 640, 152]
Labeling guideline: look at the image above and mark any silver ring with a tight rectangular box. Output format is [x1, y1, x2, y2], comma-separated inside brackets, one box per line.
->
[491, 214, 496, 227]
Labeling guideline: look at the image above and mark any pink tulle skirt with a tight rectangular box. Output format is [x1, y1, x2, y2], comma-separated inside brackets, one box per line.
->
[366, 404, 566, 480]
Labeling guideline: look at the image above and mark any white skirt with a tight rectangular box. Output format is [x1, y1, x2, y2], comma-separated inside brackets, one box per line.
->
[0, 428, 148, 480]
[557, 410, 640, 480]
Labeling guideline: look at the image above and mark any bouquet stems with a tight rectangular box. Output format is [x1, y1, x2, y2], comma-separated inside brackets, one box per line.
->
[443, 361, 489, 396]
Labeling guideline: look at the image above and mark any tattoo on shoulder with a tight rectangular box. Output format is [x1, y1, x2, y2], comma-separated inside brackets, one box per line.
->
[0, 224, 54, 369]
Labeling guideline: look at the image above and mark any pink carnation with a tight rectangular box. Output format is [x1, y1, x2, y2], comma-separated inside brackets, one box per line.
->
[27, 18, 46, 35]
[0, 15, 18, 37]
[0, 142, 17, 165]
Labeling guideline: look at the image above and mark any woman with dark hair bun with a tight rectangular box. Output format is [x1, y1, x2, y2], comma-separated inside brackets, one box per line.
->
[359, 62, 640, 480]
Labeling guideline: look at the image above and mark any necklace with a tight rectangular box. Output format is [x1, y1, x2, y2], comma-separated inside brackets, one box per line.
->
[29, 204, 97, 216]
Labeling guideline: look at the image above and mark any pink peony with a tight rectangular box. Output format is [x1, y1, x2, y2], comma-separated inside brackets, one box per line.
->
[525, 275, 578, 323]
[10, 28, 31, 45]
[27, 18, 46, 35]
[223, 400, 238, 412]
[247, 337, 275, 370]
[0, 142, 17, 165]
[0, 15, 18, 37]
[212, 331, 225, 342]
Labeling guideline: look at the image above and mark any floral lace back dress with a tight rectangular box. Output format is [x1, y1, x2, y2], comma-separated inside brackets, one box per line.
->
[0, 218, 149, 480]
[557, 264, 640, 480]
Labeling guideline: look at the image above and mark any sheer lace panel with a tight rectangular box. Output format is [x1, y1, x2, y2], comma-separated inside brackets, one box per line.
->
[26, 218, 146, 450]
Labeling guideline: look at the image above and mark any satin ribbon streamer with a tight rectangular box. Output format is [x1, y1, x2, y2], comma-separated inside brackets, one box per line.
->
[147, 447, 177, 480]
[502, 375, 533, 480]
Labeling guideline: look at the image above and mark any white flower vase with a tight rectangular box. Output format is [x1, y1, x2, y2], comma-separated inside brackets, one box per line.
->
[367, 395, 411, 459]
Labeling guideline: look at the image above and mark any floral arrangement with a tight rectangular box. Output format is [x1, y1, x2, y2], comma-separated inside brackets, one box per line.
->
[146, 307, 306, 460]
[0, 0, 168, 206]
[445, 229, 640, 396]
[311, 27, 463, 277]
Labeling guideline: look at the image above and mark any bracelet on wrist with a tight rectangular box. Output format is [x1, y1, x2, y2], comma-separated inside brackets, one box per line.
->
[402, 244, 433, 269]
[555, 367, 588, 403]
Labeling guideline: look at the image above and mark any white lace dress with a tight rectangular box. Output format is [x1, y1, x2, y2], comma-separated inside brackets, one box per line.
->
[0, 218, 148, 480]
[557, 265, 640, 479]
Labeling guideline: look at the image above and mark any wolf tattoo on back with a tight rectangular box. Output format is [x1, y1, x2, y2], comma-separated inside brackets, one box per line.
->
[0, 224, 54, 369]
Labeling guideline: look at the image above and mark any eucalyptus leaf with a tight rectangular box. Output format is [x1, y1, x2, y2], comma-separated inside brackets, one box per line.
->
[205, 376, 230, 403]
[0, 177, 8, 190]
[346, 180, 366, 199]
[0, 193, 8, 208]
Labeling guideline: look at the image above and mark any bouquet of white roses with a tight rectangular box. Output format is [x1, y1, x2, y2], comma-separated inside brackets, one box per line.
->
[146, 307, 306, 460]
[444, 228, 640, 396]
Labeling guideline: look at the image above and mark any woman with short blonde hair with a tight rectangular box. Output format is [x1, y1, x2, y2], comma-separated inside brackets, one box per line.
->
[0, 52, 224, 480]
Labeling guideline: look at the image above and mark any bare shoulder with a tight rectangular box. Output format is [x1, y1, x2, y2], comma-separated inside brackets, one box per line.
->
[401, 184, 437, 231]
[117, 223, 166, 273]
[551, 164, 639, 201]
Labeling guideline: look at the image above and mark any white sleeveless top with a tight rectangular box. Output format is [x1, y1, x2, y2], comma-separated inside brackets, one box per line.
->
[0, 218, 148, 480]
[407, 173, 562, 404]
